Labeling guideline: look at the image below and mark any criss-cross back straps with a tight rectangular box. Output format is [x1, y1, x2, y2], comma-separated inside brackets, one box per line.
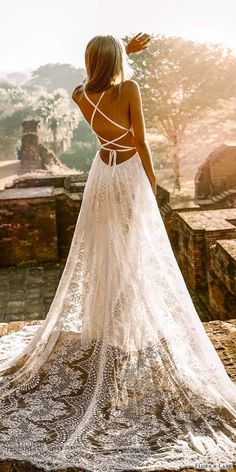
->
[83, 89, 129, 131]
[83, 89, 136, 176]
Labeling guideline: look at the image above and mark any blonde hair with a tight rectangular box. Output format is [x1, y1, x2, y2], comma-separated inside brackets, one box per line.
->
[81, 35, 133, 99]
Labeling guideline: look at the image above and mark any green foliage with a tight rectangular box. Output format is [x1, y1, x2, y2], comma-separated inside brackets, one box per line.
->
[59, 118, 98, 172]
[0, 108, 32, 135]
[0, 87, 35, 159]
[124, 33, 236, 190]
[129, 34, 236, 136]
[0, 85, 79, 161]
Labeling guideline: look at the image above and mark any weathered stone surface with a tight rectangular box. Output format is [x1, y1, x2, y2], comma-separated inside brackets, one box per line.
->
[159, 201, 201, 255]
[195, 143, 236, 204]
[6, 301, 25, 315]
[0, 188, 58, 267]
[18, 119, 41, 171]
[0, 181, 83, 268]
[175, 210, 236, 320]
[178, 209, 236, 287]
[0, 262, 64, 323]
[11, 174, 86, 190]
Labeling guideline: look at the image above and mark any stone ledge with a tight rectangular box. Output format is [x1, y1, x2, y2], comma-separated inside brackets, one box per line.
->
[210, 240, 236, 294]
[177, 208, 236, 292]
[0, 187, 55, 200]
[179, 208, 236, 232]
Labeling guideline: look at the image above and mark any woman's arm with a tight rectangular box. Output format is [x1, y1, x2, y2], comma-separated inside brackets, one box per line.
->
[128, 80, 157, 196]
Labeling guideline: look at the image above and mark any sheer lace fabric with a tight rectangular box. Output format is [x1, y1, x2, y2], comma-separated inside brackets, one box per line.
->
[0, 150, 236, 472]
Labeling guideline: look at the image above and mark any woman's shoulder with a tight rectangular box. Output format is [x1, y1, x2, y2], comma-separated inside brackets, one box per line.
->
[72, 83, 84, 103]
[123, 79, 140, 91]
[122, 80, 140, 101]
[122, 80, 140, 99]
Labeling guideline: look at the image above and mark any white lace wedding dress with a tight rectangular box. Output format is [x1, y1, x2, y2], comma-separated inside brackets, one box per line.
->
[0, 89, 236, 472]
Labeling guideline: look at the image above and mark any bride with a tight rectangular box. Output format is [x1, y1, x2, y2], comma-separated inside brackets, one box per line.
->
[0, 33, 236, 472]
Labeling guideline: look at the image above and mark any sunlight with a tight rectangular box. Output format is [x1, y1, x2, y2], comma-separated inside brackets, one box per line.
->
[0, 0, 236, 72]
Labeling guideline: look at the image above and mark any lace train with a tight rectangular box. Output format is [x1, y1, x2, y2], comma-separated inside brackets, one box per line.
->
[0, 151, 236, 471]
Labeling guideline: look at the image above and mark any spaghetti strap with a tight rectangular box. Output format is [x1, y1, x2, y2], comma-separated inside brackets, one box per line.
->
[83, 88, 136, 176]
[83, 89, 129, 131]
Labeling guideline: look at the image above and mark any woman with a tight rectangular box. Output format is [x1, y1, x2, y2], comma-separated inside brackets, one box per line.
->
[0, 34, 236, 472]
[72, 34, 157, 196]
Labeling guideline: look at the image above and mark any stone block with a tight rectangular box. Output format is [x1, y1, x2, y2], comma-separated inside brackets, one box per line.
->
[26, 287, 42, 299]
[7, 301, 25, 315]
[8, 290, 25, 301]
[25, 300, 43, 314]
[5, 313, 25, 322]
[27, 311, 44, 320]
[177, 208, 236, 290]
[0, 188, 59, 267]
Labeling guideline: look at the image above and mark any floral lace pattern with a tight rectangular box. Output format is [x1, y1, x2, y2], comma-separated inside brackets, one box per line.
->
[0, 151, 236, 472]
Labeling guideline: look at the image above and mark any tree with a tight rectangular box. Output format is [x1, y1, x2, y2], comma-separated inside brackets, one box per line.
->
[6, 72, 28, 86]
[27, 63, 85, 94]
[0, 85, 79, 161]
[34, 89, 79, 154]
[0, 87, 34, 160]
[60, 118, 98, 172]
[126, 34, 236, 191]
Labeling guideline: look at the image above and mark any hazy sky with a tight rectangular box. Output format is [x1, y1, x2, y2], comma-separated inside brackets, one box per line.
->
[1, 0, 236, 73]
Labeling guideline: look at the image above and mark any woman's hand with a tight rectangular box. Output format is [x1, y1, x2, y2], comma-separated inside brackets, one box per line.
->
[126, 33, 152, 55]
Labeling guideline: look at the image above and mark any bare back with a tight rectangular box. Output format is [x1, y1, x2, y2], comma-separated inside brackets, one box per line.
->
[72, 81, 137, 165]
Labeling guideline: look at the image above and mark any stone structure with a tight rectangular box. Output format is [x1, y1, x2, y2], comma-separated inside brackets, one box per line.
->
[194, 143, 236, 207]
[0, 174, 87, 269]
[177, 209, 236, 288]
[0, 263, 64, 322]
[209, 240, 236, 320]
[0, 173, 87, 322]
[17, 119, 69, 174]
[0, 187, 58, 267]
[176, 209, 236, 320]
[17, 119, 42, 172]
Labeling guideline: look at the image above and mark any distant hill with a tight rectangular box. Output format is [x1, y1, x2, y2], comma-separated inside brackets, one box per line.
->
[0, 69, 32, 86]
[0, 63, 86, 95]
[25, 63, 86, 94]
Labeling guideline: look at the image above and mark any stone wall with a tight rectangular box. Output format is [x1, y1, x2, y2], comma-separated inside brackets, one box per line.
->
[208, 240, 236, 320]
[195, 143, 236, 201]
[0, 262, 64, 323]
[176, 209, 236, 320]
[0, 188, 58, 267]
[177, 209, 236, 288]
[155, 189, 236, 320]
[0, 186, 83, 267]
[158, 201, 201, 254]
[0, 174, 86, 322]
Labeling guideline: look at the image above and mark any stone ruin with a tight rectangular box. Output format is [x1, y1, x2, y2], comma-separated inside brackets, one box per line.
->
[17, 118, 68, 174]
[194, 143, 236, 206]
